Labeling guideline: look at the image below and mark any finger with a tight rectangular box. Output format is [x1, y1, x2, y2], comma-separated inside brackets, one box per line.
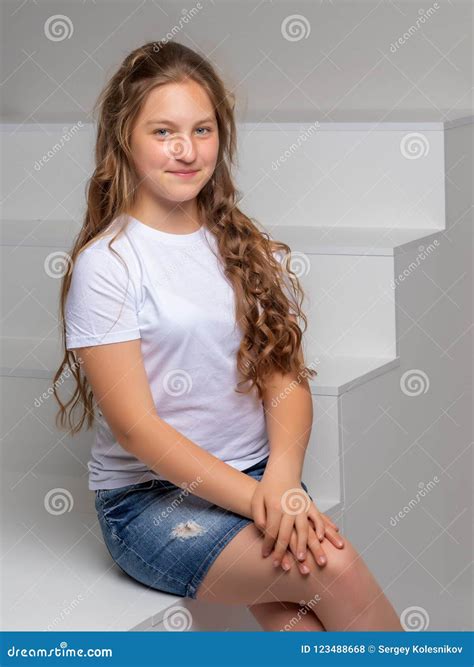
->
[307, 527, 328, 567]
[309, 509, 325, 541]
[252, 495, 267, 535]
[289, 529, 311, 575]
[280, 551, 293, 572]
[261, 508, 281, 557]
[295, 513, 309, 561]
[271, 514, 295, 567]
[324, 526, 344, 548]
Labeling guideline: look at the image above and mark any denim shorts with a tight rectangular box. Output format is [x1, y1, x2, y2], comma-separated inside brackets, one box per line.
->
[95, 455, 313, 600]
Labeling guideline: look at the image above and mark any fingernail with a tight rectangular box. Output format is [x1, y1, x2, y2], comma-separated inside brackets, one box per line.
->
[262, 550, 270, 558]
[318, 556, 326, 565]
[273, 560, 280, 568]
[298, 551, 305, 560]
[282, 562, 290, 571]
[300, 565, 310, 574]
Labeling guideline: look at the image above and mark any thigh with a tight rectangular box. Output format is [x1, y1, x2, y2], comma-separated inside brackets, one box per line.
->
[194, 522, 316, 606]
[95, 479, 256, 599]
[195, 521, 365, 611]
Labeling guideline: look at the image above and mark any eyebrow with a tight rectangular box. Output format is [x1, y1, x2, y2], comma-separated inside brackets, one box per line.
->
[146, 117, 216, 126]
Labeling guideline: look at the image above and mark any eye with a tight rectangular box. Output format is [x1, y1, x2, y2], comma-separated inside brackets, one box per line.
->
[153, 128, 170, 137]
[196, 127, 212, 135]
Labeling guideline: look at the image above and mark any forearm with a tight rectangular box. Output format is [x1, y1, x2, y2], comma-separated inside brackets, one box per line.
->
[262, 369, 313, 479]
[121, 414, 258, 518]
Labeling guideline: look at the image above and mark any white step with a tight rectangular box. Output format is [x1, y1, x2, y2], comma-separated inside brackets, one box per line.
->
[236, 124, 445, 229]
[265, 225, 443, 256]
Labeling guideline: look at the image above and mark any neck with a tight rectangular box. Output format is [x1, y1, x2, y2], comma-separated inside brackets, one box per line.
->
[128, 192, 202, 234]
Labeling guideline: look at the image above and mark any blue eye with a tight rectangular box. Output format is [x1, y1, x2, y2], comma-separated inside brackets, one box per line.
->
[153, 127, 212, 138]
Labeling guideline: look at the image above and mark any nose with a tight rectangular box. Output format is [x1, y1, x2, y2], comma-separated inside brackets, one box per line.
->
[167, 132, 198, 164]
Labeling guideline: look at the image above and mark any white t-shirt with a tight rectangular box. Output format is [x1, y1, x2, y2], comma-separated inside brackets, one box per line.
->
[65, 214, 273, 490]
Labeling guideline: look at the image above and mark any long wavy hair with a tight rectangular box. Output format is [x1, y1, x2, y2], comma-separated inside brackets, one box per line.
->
[53, 40, 317, 434]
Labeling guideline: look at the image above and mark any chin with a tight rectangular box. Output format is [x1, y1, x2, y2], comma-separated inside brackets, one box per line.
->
[161, 187, 201, 203]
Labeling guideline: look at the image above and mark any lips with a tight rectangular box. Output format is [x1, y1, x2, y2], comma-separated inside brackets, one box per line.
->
[166, 170, 200, 180]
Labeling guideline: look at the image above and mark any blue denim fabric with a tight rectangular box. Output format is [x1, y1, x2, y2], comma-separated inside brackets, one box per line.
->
[95, 455, 312, 599]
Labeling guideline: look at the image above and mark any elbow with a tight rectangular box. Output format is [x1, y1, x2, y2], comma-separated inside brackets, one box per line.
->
[117, 412, 163, 454]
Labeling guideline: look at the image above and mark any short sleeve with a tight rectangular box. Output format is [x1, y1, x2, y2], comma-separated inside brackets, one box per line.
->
[272, 248, 298, 316]
[65, 246, 141, 350]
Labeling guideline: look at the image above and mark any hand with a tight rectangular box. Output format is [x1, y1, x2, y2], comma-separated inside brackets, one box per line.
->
[251, 473, 342, 569]
[287, 515, 344, 574]
[264, 512, 344, 574]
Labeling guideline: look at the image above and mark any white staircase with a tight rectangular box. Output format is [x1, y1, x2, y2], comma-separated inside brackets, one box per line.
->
[0, 121, 451, 630]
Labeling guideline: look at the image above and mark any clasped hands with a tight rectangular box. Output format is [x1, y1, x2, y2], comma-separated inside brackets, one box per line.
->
[250, 469, 344, 575]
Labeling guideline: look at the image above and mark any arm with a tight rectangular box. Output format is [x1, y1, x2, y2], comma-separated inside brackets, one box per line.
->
[255, 317, 343, 567]
[262, 314, 313, 480]
[74, 339, 258, 518]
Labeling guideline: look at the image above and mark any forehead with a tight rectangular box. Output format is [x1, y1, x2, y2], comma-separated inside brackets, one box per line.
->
[138, 80, 215, 125]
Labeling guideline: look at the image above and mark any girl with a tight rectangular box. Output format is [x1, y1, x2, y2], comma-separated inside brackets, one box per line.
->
[53, 40, 401, 632]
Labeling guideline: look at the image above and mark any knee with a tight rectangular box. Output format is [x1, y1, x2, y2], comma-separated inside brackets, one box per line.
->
[303, 535, 365, 589]
[321, 536, 374, 607]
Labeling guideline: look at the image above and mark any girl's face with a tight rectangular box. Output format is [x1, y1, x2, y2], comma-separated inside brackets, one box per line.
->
[130, 79, 219, 204]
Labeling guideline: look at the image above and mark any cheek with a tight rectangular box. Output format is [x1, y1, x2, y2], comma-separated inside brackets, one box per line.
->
[133, 138, 168, 173]
[201, 138, 219, 168]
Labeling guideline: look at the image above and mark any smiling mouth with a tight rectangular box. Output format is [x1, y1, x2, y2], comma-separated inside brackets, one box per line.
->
[166, 170, 200, 176]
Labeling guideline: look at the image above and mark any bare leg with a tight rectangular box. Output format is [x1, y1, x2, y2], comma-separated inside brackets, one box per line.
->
[196, 523, 402, 631]
[248, 601, 326, 631]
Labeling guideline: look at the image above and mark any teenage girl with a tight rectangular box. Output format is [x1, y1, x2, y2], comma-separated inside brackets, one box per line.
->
[54, 40, 402, 632]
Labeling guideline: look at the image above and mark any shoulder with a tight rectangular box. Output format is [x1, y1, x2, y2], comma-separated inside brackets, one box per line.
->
[71, 216, 140, 280]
